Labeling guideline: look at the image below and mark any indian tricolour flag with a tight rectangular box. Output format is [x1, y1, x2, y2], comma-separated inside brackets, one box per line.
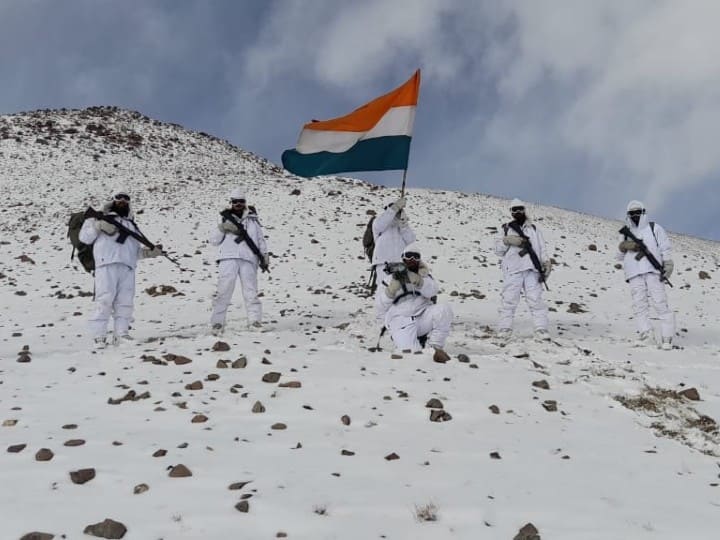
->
[282, 70, 420, 178]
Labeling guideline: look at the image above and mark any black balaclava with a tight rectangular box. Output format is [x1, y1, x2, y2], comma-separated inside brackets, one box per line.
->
[111, 199, 130, 217]
[629, 210, 642, 227]
[511, 206, 527, 226]
[230, 199, 246, 217]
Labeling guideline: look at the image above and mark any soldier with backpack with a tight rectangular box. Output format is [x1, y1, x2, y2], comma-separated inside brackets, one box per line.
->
[494, 198, 552, 343]
[78, 188, 163, 348]
[370, 197, 416, 324]
[617, 200, 675, 349]
[209, 187, 270, 335]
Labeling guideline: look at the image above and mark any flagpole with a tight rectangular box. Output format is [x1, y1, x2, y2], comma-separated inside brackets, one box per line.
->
[400, 168, 408, 197]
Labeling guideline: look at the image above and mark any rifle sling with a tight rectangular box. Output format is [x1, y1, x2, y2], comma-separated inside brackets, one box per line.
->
[507, 221, 544, 277]
[221, 210, 267, 271]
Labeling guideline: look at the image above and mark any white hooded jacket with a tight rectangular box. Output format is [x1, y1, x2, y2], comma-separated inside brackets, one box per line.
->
[616, 212, 672, 281]
[494, 219, 548, 275]
[371, 205, 416, 267]
[79, 202, 147, 270]
[209, 208, 268, 264]
[379, 263, 438, 321]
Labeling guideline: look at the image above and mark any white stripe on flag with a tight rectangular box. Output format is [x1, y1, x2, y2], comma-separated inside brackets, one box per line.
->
[296, 106, 416, 155]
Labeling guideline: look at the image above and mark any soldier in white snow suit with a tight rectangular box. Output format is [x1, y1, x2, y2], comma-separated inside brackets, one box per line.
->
[79, 188, 163, 347]
[494, 199, 552, 342]
[372, 197, 416, 324]
[379, 248, 453, 361]
[209, 188, 269, 335]
[616, 200, 675, 349]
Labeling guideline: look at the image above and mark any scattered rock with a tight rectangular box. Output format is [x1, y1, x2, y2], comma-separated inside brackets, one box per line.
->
[513, 522, 541, 540]
[457, 353, 470, 363]
[489, 451, 502, 459]
[262, 372, 281, 383]
[542, 400, 558, 412]
[228, 481, 252, 490]
[152, 449, 167, 457]
[35, 448, 54, 461]
[206, 373, 220, 381]
[588, 244, 597, 251]
[145, 284, 177, 296]
[7, 443, 26, 453]
[252, 401, 266, 413]
[235, 500, 250, 513]
[279, 381, 302, 388]
[20, 533, 55, 540]
[385, 452, 400, 461]
[341, 449, 355, 456]
[680, 388, 700, 401]
[232, 357, 248, 368]
[429, 410, 452, 422]
[83, 518, 127, 539]
[163, 353, 192, 365]
[185, 381, 203, 391]
[341, 415, 351, 426]
[2, 419, 18, 427]
[699, 270, 711, 280]
[271, 423, 287, 430]
[532, 380, 550, 390]
[133, 483, 149, 495]
[488, 405, 500, 414]
[191, 414, 208, 423]
[216, 360, 229, 368]
[107, 390, 150, 404]
[390, 353, 403, 359]
[70, 468, 96, 485]
[433, 348, 450, 363]
[168, 464, 192, 478]
[425, 398, 444, 409]
[212, 341, 230, 352]
[567, 302, 586, 314]
[290, 188, 301, 195]
[64, 439, 85, 447]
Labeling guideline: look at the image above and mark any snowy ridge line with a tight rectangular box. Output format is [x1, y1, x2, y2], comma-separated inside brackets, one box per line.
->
[1, 106, 720, 539]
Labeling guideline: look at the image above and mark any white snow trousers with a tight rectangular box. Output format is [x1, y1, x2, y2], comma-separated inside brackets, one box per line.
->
[210, 258, 262, 325]
[88, 263, 136, 339]
[628, 272, 674, 338]
[387, 303, 453, 352]
[498, 269, 548, 331]
[374, 265, 393, 324]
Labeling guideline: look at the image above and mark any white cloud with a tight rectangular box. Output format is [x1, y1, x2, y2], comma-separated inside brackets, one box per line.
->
[245, 1, 720, 223]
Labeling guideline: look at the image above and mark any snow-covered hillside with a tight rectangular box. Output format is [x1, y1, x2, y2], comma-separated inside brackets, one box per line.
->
[1, 107, 719, 540]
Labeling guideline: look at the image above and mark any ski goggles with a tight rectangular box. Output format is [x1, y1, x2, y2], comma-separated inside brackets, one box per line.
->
[114, 194, 130, 202]
[627, 209, 644, 217]
[402, 251, 421, 261]
[510, 206, 525, 213]
[230, 198, 246, 205]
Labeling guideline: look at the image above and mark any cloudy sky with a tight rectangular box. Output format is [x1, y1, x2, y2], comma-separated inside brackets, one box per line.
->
[2, 0, 720, 240]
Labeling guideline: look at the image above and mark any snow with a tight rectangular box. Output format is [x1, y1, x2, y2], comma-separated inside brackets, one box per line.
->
[1, 107, 720, 539]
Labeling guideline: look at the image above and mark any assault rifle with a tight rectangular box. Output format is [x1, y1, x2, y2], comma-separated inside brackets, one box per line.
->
[507, 221, 549, 290]
[84, 207, 184, 269]
[220, 209, 269, 273]
[384, 261, 408, 282]
[619, 225, 673, 287]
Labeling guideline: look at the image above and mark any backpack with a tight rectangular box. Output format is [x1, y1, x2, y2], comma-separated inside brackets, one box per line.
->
[362, 216, 376, 262]
[67, 211, 95, 273]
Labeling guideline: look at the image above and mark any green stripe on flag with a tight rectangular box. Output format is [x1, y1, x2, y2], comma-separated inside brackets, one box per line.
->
[282, 136, 411, 177]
